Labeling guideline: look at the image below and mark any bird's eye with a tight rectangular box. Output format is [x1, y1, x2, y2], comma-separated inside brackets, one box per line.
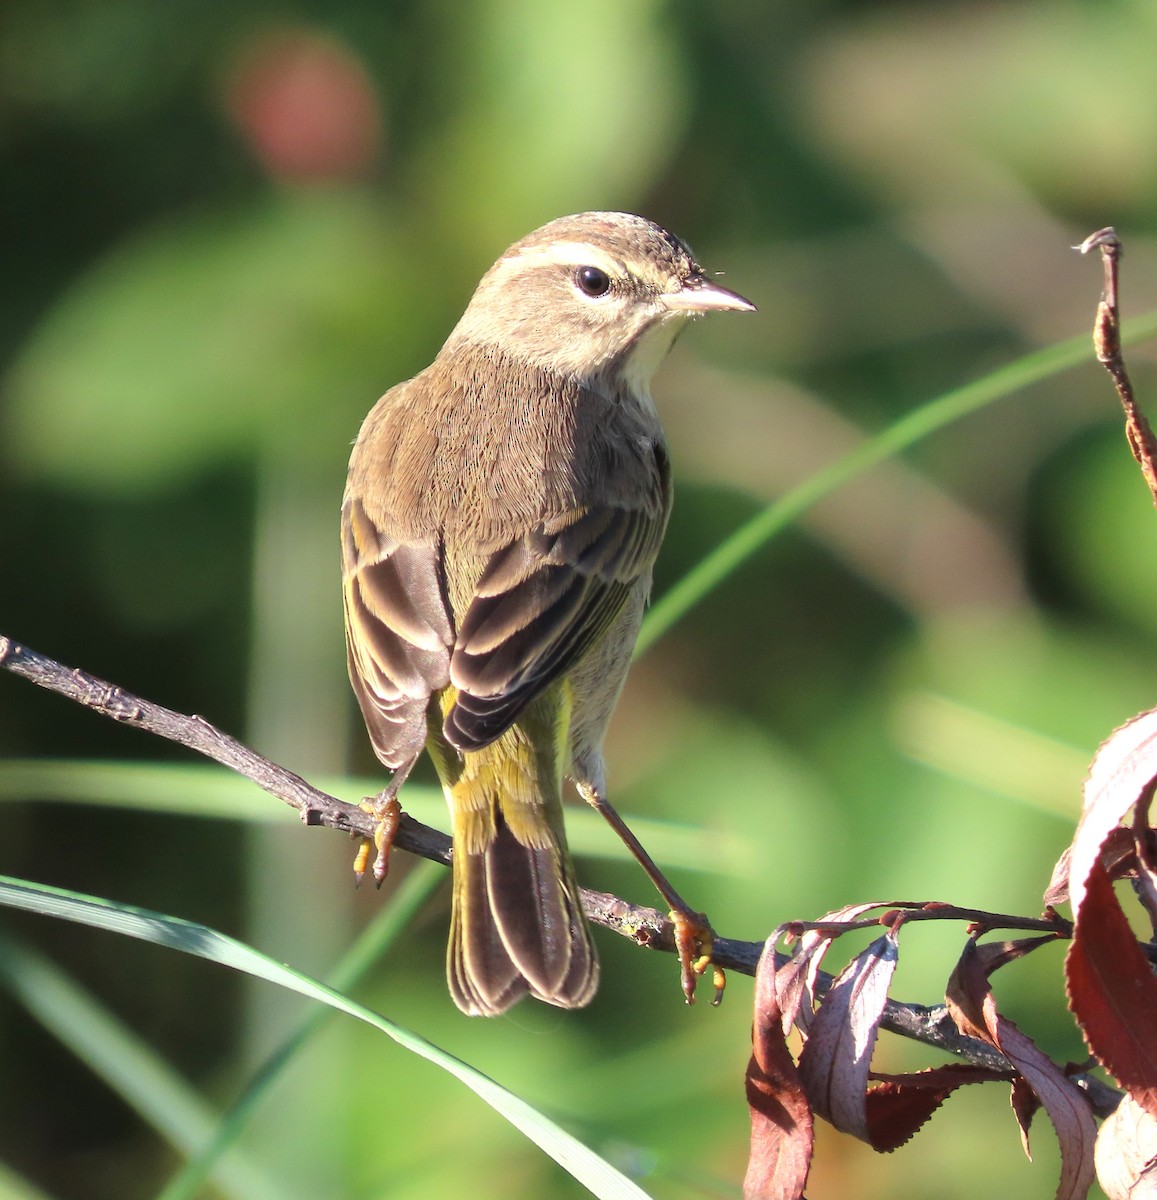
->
[575, 265, 612, 297]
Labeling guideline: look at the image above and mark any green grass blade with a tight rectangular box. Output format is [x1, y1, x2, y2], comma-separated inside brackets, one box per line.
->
[0, 758, 409, 822]
[0, 930, 282, 1200]
[153, 860, 444, 1200]
[0, 759, 746, 875]
[0, 875, 652, 1200]
[638, 314, 1157, 655]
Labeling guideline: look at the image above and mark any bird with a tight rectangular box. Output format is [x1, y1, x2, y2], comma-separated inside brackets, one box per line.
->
[342, 211, 755, 1015]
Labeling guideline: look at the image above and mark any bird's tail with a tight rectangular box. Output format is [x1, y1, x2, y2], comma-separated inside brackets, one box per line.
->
[431, 703, 598, 1016]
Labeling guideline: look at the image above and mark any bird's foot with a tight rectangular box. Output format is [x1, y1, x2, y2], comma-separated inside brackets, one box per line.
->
[353, 790, 403, 887]
[671, 906, 724, 1006]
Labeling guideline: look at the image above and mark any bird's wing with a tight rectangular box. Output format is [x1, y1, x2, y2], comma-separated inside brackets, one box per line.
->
[342, 493, 454, 770]
[445, 495, 665, 751]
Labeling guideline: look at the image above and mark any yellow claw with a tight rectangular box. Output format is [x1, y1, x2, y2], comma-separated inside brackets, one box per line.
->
[354, 794, 403, 887]
[671, 907, 717, 1007]
[709, 963, 726, 1007]
[352, 837, 374, 886]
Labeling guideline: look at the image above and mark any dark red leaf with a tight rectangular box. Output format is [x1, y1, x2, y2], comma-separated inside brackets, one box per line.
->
[1046, 830, 1137, 908]
[1011, 1075, 1042, 1159]
[745, 938, 814, 1200]
[798, 932, 898, 1141]
[948, 939, 1097, 1200]
[1068, 711, 1157, 918]
[774, 950, 816, 1038]
[1067, 862, 1157, 1117]
[1046, 847, 1074, 908]
[975, 936, 1061, 976]
[775, 902, 897, 1035]
[864, 1065, 1012, 1152]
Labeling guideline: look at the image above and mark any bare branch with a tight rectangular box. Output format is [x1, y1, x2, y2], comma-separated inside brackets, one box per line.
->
[0, 635, 451, 866]
[0, 632, 1110, 1096]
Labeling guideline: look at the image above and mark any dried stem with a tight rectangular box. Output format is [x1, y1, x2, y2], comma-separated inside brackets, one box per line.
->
[1078, 227, 1157, 506]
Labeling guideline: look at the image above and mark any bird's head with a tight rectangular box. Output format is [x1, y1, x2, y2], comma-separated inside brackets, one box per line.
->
[445, 211, 755, 388]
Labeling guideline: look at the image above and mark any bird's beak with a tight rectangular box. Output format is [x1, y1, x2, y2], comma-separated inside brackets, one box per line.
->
[663, 274, 756, 313]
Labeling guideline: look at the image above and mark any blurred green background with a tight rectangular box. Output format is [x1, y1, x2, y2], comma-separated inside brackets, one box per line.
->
[1, 1, 1155, 1197]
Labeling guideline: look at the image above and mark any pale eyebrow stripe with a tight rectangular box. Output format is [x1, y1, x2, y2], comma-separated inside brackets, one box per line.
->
[503, 242, 621, 275]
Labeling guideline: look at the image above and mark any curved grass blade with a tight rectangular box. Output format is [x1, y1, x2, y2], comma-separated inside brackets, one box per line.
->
[0, 929, 281, 1200]
[0, 758, 743, 875]
[154, 860, 444, 1200]
[0, 875, 652, 1200]
[638, 314, 1157, 655]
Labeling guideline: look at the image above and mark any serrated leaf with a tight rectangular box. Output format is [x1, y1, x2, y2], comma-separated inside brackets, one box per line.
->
[1067, 864, 1157, 1117]
[948, 939, 1096, 1200]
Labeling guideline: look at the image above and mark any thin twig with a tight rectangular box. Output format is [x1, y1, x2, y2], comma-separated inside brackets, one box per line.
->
[785, 904, 1073, 939]
[1077, 226, 1157, 506]
[0, 632, 1108, 1093]
[0, 636, 452, 866]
